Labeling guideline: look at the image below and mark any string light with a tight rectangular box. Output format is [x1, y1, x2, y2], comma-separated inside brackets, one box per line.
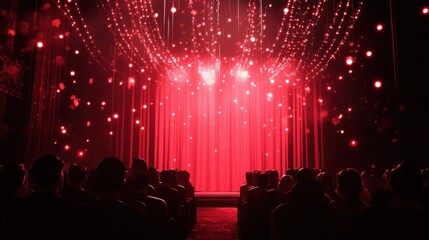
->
[52, 0, 367, 191]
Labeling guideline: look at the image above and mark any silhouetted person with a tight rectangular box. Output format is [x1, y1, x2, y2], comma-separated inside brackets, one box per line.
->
[122, 174, 168, 240]
[148, 166, 161, 189]
[0, 162, 27, 202]
[84, 168, 98, 194]
[317, 171, 338, 202]
[420, 168, 429, 209]
[178, 170, 196, 226]
[60, 164, 95, 205]
[157, 170, 180, 219]
[246, 172, 269, 239]
[266, 169, 280, 190]
[331, 168, 369, 240]
[89, 157, 150, 240]
[156, 169, 181, 239]
[168, 169, 188, 238]
[266, 174, 294, 215]
[357, 162, 429, 240]
[270, 175, 331, 240]
[0, 162, 29, 230]
[11, 154, 85, 240]
[238, 171, 253, 226]
[126, 157, 156, 196]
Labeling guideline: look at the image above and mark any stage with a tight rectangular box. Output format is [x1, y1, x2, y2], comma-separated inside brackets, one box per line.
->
[195, 192, 240, 207]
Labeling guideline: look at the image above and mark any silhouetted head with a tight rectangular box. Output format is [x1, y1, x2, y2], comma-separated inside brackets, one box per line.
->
[390, 162, 423, 200]
[421, 168, 429, 185]
[168, 169, 178, 187]
[245, 171, 253, 185]
[285, 168, 297, 182]
[67, 164, 87, 186]
[178, 170, 190, 185]
[317, 171, 335, 194]
[133, 174, 149, 190]
[1, 163, 26, 194]
[85, 168, 98, 194]
[96, 157, 126, 190]
[258, 172, 268, 189]
[148, 167, 160, 186]
[291, 178, 325, 201]
[160, 170, 171, 185]
[278, 174, 294, 195]
[337, 168, 363, 200]
[131, 157, 148, 176]
[268, 169, 280, 187]
[252, 170, 261, 186]
[296, 168, 314, 183]
[31, 154, 64, 188]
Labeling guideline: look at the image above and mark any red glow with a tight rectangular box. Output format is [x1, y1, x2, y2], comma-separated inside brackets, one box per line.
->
[350, 139, 358, 147]
[366, 50, 373, 57]
[374, 80, 382, 88]
[36, 42, 44, 48]
[171, 7, 177, 13]
[128, 77, 135, 88]
[8, 29, 15, 36]
[113, 114, 119, 119]
[376, 24, 384, 31]
[70, 71, 75, 76]
[236, 70, 249, 79]
[423, 7, 429, 15]
[64, 145, 70, 151]
[78, 151, 84, 157]
[345, 56, 354, 65]
[200, 69, 216, 85]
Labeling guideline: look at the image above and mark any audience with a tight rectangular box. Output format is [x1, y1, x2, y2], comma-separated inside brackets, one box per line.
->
[89, 156, 151, 239]
[8, 154, 86, 239]
[1, 153, 429, 240]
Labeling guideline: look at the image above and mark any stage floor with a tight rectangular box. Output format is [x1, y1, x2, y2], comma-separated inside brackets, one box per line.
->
[195, 192, 239, 207]
[195, 192, 239, 198]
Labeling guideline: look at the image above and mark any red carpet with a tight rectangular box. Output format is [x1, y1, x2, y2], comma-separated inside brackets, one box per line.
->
[187, 207, 242, 240]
